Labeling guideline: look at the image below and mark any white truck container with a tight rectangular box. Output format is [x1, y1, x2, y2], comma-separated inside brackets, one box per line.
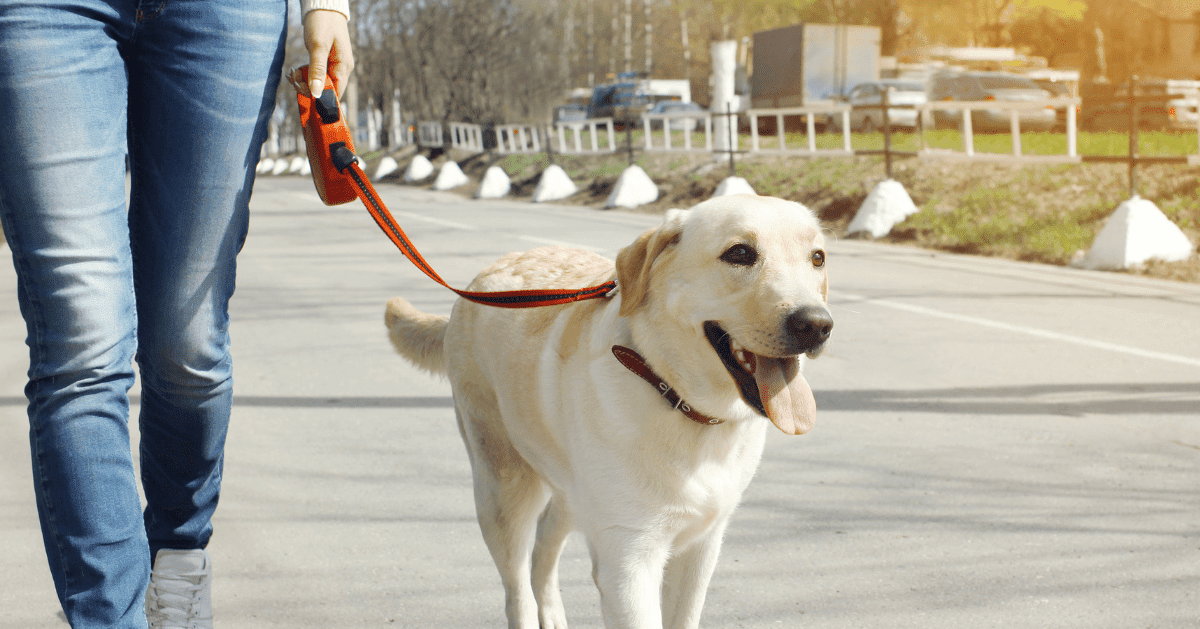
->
[750, 23, 881, 109]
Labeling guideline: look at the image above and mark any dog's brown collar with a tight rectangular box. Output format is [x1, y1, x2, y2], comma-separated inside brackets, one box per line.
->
[611, 345, 724, 426]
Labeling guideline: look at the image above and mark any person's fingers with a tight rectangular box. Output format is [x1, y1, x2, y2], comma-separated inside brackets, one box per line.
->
[327, 42, 354, 99]
[286, 65, 311, 97]
[306, 42, 331, 96]
[303, 10, 354, 99]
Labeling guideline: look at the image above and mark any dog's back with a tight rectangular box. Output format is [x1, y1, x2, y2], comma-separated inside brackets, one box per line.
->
[384, 245, 615, 380]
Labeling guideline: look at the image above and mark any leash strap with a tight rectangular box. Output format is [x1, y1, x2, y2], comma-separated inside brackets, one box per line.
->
[295, 70, 615, 310]
[331, 147, 617, 308]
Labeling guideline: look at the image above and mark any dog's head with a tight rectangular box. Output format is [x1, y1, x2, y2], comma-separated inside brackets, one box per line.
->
[615, 194, 832, 435]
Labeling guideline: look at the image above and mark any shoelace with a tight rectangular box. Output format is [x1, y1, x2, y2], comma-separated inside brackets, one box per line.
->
[146, 565, 208, 629]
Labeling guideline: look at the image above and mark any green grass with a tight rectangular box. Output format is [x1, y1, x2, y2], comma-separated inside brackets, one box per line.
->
[550, 126, 1199, 160]
[756, 129, 1200, 157]
[1076, 131, 1200, 157]
[898, 182, 1098, 263]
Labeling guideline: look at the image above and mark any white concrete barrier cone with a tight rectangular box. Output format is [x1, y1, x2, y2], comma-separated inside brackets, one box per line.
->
[432, 161, 469, 190]
[373, 156, 399, 181]
[532, 164, 577, 203]
[712, 176, 756, 198]
[1080, 195, 1194, 270]
[605, 164, 658, 209]
[299, 158, 311, 176]
[476, 165, 511, 199]
[287, 156, 306, 174]
[270, 159, 289, 175]
[256, 158, 274, 174]
[403, 154, 434, 182]
[846, 179, 920, 238]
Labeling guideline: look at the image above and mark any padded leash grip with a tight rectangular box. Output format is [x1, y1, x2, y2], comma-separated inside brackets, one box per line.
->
[296, 67, 357, 205]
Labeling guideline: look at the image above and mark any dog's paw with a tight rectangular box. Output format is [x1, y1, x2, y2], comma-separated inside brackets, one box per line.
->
[538, 606, 569, 629]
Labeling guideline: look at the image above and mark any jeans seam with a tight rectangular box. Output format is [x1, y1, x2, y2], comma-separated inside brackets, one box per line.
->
[0, 200, 47, 377]
[0, 132, 73, 620]
[30, 418, 73, 610]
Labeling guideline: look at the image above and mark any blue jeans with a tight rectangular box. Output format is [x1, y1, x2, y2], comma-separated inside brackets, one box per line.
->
[0, 1, 285, 626]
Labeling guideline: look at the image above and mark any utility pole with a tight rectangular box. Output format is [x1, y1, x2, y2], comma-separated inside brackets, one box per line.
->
[587, 0, 595, 87]
[680, 8, 690, 87]
[610, 9, 618, 77]
[644, 0, 652, 76]
[562, 1, 575, 86]
[624, 0, 632, 74]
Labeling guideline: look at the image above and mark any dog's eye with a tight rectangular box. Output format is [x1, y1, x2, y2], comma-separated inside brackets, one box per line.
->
[720, 244, 758, 266]
[812, 250, 826, 268]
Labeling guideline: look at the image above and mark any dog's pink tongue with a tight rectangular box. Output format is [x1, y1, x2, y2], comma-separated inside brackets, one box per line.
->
[756, 357, 816, 435]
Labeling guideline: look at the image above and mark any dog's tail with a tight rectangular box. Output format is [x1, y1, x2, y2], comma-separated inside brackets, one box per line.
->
[384, 297, 448, 376]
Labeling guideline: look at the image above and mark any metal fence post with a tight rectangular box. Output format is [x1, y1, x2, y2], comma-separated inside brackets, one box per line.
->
[882, 86, 893, 179]
[1128, 75, 1140, 197]
[626, 116, 635, 166]
[727, 102, 735, 176]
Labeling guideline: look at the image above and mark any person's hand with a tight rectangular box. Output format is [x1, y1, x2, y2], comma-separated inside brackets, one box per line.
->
[299, 9, 354, 99]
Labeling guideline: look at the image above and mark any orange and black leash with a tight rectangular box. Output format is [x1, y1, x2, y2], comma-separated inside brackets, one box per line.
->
[294, 69, 616, 309]
[336, 152, 616, 307]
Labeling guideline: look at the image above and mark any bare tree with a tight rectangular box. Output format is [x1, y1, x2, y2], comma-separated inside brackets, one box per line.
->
[353, 0, 568, 126]
[337, 0, 1091, 133]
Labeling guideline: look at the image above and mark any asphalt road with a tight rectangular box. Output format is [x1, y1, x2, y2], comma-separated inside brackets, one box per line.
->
[3, 176, 1199, 628]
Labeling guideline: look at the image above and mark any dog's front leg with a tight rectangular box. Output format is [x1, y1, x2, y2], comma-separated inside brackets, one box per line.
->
[589, 527, 671, 629]
[661, 523, 728, 629]
[532, 496, 573, 629]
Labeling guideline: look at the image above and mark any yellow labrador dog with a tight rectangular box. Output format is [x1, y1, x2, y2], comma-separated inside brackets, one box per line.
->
[385, 194, 832, 629]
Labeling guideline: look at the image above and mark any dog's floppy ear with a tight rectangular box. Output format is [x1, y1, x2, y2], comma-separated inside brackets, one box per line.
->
[615, 210, 686, 317]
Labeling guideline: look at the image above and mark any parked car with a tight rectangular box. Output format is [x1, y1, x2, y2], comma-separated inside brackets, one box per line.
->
[828, 79, 928, 132]
[646, 100, 705, 131]
[928, 71, 1057, 132]
[1170, 84, 1200, 130]
[588, 75, 653, 128]
[1082, 78, 1200, 131]
[554, 103, 588, 125]
[1032, 78, 1076, 129]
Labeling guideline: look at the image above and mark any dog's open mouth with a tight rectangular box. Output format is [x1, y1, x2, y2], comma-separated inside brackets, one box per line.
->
[703, 321, 816, 435]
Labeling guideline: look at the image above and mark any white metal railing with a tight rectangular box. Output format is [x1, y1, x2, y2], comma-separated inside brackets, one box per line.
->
[449, 122, 484, 152]
[552, 117, 619, 154]
[495, 124, 543, 154]
[444, 94, 1197, 165]
[748, 105, 854, 155]
[641, 111, 713, 152]
[916, 97, 1080, 162]
[416, 121, 443, 147]
[744, 98, 1096, 164]
[390, 123, 414, 148]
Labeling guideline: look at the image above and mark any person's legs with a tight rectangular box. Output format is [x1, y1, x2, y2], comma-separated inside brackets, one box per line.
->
[0, 2, 149, 627]
[125, 0, 286, 558]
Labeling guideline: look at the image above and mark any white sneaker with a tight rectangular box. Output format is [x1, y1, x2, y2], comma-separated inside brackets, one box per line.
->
[145, 549, 213, 629]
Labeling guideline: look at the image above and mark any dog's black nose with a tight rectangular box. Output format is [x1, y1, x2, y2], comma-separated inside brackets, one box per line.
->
[787, 306, 834, 351]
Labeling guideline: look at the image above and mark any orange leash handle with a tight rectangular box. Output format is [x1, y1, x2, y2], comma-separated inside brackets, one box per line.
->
[296, 68, 358, 206]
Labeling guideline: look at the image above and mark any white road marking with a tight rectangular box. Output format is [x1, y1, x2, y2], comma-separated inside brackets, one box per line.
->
[841, 293, 1200, 369]
[517, 235, 606, 253]
[380, 213, 607, 254]
[388, 210, 479, 231]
